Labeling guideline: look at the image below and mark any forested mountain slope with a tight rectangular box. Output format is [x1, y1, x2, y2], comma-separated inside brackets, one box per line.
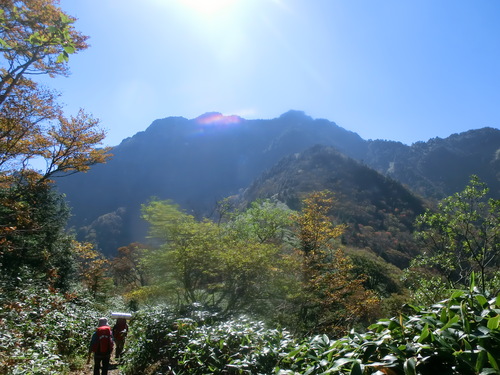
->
[56, 111, 499, 255]
[364, 127, 500, 198]
[242, 145, 426, 267]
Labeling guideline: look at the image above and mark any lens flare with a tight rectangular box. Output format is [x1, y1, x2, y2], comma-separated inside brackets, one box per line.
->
[195, 112, 242, 126]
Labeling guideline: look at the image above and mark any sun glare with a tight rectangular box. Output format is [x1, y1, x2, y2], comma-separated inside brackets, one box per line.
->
[179, 0, 238, 16]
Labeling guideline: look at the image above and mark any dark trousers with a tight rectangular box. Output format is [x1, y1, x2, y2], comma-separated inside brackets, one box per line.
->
[115, 339, 125, 359]
[93, 353, 110, 375]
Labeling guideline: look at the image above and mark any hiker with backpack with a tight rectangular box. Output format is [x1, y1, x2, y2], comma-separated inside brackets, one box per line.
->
[88, 317, 114, 375]
[112, 317, 128, 361]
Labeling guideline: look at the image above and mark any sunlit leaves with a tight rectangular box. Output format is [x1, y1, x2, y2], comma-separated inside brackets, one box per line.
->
[409, 175, 500, 298]
[139, 200, 286, 313]
[0, 81, 59, 172]
[0, 0, 88, 87]
[45, 109, 111, 178]
[292, 190, 345, 256]
[0, 0, 111, 185]
[73, 240, 111, 298]
[122, 305, 296, 375]
[122, 288, 500, 375]
[291, 190, 379, 336]
[0, 1, 111, 289]
[139, 193, 380, 335]
[228, 199, 293, 244]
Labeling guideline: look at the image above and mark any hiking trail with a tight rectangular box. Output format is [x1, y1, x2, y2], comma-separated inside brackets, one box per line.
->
[71, 360, 122, 375]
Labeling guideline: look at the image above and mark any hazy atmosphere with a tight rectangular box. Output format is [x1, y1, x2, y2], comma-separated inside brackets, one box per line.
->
[2, 1, 500, 374]
[51, 0, 500, 146]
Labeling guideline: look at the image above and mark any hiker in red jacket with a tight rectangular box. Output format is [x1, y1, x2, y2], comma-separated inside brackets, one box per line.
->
[112, 317, 128, 361]
[88, 317, 114, 375]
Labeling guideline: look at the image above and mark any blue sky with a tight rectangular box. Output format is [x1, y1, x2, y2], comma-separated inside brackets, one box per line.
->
[50, 0, 500, 146]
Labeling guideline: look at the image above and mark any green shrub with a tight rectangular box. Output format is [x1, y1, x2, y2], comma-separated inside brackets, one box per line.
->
[278, 288, 500, 374]
[0, 277, 101, 374]
[122, 304, 295, 374]
[123, 288, 500, 375]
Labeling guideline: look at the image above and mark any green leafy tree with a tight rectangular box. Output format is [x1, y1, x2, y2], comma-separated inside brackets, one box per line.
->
[407, 175, 500, 301]
[138, 200, 287, 315]
[140, 195, 380, 331]
[226, 199, 294, 244]
[140, 200, 221, 306]
[221, 198, 301, 319]
[0, 182, 76, 289]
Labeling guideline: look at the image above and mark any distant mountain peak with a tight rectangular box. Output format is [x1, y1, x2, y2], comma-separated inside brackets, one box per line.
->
[193, 112, 244, 126]
[57, 110, 499, 256]
[278, 110, 312, 121]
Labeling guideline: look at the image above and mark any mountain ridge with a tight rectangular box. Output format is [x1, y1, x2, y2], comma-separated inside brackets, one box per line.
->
[241, 144, 426, 267]
[56, 111, 500, 256]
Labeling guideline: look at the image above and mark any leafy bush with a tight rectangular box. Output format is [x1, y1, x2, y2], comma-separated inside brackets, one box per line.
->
[123, 288, 500, 375]
[122, 304, 295, 374]
[0, 277, 101, 374]
[278, 288, 500, 374]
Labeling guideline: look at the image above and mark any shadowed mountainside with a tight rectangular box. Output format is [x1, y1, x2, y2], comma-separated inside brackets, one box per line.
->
[242, 145, 427, 268]
[56, 111, 499, 256]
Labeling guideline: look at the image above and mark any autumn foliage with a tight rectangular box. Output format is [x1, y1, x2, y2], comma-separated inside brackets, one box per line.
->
[111, 242, 148, 293]
[73, 241, 111, 298]
[0, 0, 111, 184]
[292, 190, 379, 335]
[133, 192, 379, 336]
[0, 0, 112, 284]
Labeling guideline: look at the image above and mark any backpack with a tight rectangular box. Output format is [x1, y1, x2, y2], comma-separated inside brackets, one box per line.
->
[113, 319, 128, 341]
[92, 326, 114, 354]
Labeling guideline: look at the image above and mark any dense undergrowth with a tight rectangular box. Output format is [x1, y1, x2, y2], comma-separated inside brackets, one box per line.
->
[1, 279, 500, 374]
[0, 276, 123, 375]
[121, 287, 500, 375]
